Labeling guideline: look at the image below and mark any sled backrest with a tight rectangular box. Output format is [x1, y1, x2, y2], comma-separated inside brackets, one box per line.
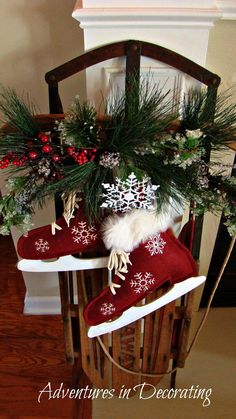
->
[45, 39, 220, 259]
[45, 40, 220, 109]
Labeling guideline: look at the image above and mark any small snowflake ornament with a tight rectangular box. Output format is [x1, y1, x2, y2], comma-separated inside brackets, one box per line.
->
[100, 302, 116, 316]
[71, 221, 97, 245]
[100, 172, 159, 213]
[99, 152, 120, 168]
[145, 234, 166, 256]
[35, 238, 50, 253]
[130, 272, 155, 294]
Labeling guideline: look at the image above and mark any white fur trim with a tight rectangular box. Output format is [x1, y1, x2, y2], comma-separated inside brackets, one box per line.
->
[101, 203, 183, 253]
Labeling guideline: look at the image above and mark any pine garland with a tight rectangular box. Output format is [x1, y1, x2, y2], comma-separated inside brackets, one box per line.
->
[0, 82, 236, 236]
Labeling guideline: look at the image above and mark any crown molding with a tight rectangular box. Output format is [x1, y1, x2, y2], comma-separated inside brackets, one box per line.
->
[216, 1, 236, 19]
[72, 7, 222, 29]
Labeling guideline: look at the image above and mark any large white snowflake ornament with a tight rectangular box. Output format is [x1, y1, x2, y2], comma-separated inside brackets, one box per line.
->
[130, 272, 155, 294]
[145, 234, 166, 256]
[100, 172, 159, 213]
[71, 221, 97, 245]
[100, 302, 116, 316]
[35, 238, 50, 253]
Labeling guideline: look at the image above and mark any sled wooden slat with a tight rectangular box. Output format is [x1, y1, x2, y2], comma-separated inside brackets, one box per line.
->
[153, 301, 176, 374]
[58, 271, 75, 365]
[112, 320, 142, 396]
[76, 269, 110, 389]
[142, 290, 176, 385]
[141, 287, 165, 385]
[176, 290, 195, 368]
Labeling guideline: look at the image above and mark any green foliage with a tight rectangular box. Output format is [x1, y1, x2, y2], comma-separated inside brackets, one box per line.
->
[181, 87, 236, 149]
[0, 193, 33, 235]
[57, 96, 99, 148]
[102, 79, 176, 155]
[0, 86, 39, 136]
[0, 83, 236, 235]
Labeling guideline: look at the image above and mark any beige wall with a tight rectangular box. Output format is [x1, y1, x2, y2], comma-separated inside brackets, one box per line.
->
[0, 0, 86, 192]
[0, 0, 85, 304]
[207, 20, 236, 90]
[0, 0, 86, 111]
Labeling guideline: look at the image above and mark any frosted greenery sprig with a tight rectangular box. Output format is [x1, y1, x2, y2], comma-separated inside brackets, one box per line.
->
[0, 194, 33, 235]
[56, 96, 99, 148]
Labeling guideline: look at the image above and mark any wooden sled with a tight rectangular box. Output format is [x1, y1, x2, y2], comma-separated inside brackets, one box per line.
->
[43, 40, 220, 392]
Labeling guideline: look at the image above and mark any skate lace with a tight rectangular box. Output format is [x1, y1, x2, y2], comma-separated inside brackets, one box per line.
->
[107, 249, 132, 295]
[51, 191, 80, 235]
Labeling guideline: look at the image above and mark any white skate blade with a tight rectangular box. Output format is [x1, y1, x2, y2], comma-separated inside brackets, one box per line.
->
[17, 254, 109, 272]
[88, 275, 206, 338]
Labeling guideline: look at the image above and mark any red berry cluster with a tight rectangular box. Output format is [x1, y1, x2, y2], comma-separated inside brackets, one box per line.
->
[67, 147, 97, 165]
[38, 133, 52, 155]
[28, 150, 38, 160]
[42, 144, 52, 153]
[27, 132, 60, 163]
[38, 132, 50, 143]
[38, 132, 60, 162]
[26, 132, 50, 161]
[0, 152, 27, 169]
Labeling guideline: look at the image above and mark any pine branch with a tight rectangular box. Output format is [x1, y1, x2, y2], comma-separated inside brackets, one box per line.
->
[0, 86, 39, 136]
[102, 78, 176, 154]
[181, 87, 236, 149]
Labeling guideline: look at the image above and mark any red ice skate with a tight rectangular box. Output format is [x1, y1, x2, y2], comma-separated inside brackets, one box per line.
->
[84, 229, 205, 337]
[17, 200, 107, 272]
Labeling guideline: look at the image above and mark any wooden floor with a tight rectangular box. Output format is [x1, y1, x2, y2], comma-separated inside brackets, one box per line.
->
[0, 235, 92, 419]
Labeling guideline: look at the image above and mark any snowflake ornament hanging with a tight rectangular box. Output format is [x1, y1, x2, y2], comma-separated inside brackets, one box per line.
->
[100, 172, 159, 213]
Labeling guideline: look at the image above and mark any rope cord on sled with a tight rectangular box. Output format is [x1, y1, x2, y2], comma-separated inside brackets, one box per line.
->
[96, 235, 236, 378]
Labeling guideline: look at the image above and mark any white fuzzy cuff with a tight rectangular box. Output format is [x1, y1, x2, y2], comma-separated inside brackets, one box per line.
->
[101, 203, 182, 253]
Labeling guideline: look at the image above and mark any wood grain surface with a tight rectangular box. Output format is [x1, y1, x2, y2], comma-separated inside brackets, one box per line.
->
[0, 235, 92, 419]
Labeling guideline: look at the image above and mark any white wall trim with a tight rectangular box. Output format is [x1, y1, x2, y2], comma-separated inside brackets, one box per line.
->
[24, 293, 61, 315]
[73, 8, 222, 29]
[216, 1, 236, 19]
[82, 1, 216, 8]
